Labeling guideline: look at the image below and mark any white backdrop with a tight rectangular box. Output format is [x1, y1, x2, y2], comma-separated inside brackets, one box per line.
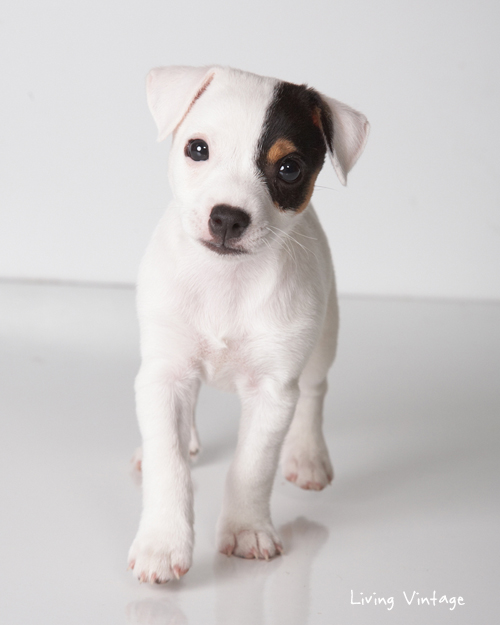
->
[1, 0, 499, 299]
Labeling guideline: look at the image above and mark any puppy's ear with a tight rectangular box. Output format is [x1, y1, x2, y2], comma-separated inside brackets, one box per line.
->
[146, 66, 216, 142]
[319, 95, 369, 186]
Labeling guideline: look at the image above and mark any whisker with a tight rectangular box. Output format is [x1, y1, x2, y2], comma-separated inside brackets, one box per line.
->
[267, 225, 317, 260]
[289, 231, 317, 240]
[268, 232, 292, 261]
[281, 236, 298, 266]
[314, 185, 338, 191]
[262, 238, 273, 254]
[267, 225, 305, 251]
[267, 230, 298, 268]
[268, 224, 316, 241]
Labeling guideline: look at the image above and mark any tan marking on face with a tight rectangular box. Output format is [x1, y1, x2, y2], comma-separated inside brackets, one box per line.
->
[272, 167, 321, 213]
[267, 138, 297, 164]
[295, 168, 321, 214]
[312, 107, 322, 129]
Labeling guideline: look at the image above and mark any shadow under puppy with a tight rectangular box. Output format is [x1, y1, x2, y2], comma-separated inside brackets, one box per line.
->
[128, 66, 369, 584]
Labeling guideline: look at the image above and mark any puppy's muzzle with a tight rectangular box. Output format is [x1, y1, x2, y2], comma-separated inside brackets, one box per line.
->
[206, 204, 251, 255]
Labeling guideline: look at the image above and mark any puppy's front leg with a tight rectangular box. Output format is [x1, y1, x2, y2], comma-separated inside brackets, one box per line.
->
[217, 378, 299, 559]
[128, 361, 199, 584]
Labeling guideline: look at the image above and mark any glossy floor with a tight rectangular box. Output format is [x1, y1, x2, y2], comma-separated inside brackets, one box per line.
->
[1, 281, 498, 624]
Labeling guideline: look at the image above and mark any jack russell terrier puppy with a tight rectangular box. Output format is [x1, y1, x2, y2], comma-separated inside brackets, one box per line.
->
[128, 65, 369, 584]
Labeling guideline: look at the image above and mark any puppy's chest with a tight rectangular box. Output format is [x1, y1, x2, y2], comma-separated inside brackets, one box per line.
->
[179, 277, 265, 387]
[195, 312, 252, 390]
[197, 334, 241, 388]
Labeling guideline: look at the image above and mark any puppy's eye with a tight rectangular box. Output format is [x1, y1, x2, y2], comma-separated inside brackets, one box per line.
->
[186, 139, 209, 161]
[278, 158, 301, 182]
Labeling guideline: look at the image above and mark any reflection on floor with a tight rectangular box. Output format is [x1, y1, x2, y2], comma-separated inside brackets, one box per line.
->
[1, 281, 498, 624]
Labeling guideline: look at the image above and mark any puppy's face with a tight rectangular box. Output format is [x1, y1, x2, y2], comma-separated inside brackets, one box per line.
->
[168, 69, 330, 257]
[147, 66, 369, 257]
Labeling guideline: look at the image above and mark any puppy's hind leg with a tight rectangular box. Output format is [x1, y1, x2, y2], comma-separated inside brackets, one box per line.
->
[189, 384, 202, 461]
[281, 286, 338, 491]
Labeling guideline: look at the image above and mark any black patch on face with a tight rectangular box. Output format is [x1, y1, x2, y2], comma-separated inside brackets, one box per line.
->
[256, 81, 333, 212]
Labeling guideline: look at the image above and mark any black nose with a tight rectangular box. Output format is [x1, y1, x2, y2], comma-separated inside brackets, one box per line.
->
[209, 204, 251, 244]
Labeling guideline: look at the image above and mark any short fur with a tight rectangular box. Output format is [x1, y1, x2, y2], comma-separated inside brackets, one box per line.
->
[128, 66, 369, 584]
[256, 82, 328, 212]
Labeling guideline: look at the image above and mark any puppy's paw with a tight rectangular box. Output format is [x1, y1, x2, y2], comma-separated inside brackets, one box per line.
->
[189, 425, 201, 462]
[281, 437, 333, 490]
[131, 446, 143, 472]
[217, 520, 283, 560]
[128, 527, 193, 584]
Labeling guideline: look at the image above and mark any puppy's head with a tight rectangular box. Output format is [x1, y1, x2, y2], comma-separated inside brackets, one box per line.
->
[147, 66, 369, 257]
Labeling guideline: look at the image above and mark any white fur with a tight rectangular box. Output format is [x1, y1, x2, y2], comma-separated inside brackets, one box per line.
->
[128, 66, 369, 583]
[323, 95, 370, 186]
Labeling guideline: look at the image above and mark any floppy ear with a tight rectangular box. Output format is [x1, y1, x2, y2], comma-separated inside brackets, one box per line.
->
[319, 95, 370, 186]
[146, 65, 216, 142]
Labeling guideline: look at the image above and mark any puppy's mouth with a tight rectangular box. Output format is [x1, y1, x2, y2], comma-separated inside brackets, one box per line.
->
[201, 240, 247, 255]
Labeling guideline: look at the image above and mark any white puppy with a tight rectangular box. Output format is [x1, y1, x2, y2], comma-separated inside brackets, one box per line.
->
[128, 66, 369, 584]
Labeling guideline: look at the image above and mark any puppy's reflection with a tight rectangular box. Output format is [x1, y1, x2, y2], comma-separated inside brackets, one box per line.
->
[126, 597, 187, 625]
[125, 517, 327, 624]
[214, 516, 329, 625]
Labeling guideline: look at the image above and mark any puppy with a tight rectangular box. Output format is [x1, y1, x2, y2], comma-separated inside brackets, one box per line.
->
[128, 66, 369, 584]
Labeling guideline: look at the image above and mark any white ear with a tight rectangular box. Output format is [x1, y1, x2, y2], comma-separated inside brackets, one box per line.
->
[146, 65, 216, 142]
[321, 95, 370, 186]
